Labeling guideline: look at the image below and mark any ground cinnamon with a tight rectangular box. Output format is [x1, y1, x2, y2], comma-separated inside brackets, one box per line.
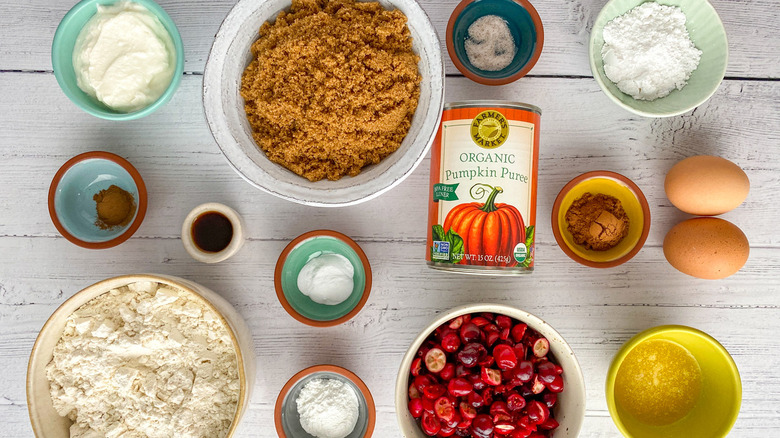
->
[565, 192, 629, 251]
[93, 185, 136, 230]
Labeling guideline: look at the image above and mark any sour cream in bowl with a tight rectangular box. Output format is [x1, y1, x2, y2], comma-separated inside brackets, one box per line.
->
[52, 0, 184, 120]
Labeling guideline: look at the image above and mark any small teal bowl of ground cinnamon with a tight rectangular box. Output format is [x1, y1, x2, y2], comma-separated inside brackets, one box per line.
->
[48, 151, 148, 249]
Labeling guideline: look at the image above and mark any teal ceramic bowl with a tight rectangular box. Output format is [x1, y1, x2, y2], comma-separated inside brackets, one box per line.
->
[589, 0, 728, 117]
[52, 0, 184, 120]
[48, 151, 148, 249]
[446, 0, 544, 85]
[275, 230, 372, 327]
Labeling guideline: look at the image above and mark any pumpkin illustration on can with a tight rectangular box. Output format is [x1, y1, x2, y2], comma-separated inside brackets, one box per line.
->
[443, 184, 525, 266]
[427, 102, 539, 275]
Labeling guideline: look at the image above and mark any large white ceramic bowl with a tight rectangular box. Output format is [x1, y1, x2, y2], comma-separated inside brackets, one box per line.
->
[203, 0, 444, 207]
[395, 304, 586, 437]
[27, 274, 256, 438]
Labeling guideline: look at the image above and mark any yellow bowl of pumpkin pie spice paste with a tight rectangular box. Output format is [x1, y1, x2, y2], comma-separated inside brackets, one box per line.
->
[552, 170, 651, 268]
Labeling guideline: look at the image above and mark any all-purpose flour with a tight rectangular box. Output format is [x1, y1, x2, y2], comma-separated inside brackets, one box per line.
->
[46, 281, 239, 438]
[296, 378, 359, 438]
[601, 2, 702, 101]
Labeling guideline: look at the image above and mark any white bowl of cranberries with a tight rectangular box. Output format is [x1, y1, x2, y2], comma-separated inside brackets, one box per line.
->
[395, 304, 585, 438]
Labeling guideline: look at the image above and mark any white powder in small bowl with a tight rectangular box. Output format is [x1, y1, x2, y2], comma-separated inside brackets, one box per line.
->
[296, 378, 360, 438]
[601, 2, 702, 101]
[464, 15, 517, 72]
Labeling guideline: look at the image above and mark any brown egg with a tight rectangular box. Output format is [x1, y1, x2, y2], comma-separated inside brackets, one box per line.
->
[663, 218, 749, 279]
[665, 156, 749, 215]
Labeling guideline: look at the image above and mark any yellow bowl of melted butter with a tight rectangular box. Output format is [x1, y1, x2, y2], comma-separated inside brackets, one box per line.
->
[606, 325, 741, 438]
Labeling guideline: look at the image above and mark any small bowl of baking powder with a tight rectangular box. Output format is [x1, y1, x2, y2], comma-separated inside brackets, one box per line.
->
[275, 365, 376, 438]
[446, 0, 544, 85]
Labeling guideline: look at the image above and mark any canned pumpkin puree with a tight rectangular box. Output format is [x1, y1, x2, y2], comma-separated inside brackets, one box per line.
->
[426, 101, 540, 274]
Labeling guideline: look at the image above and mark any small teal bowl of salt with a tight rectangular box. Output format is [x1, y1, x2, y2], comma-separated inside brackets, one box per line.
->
[274, 230, 372, 327]
[52, 0, 184, 120]
[446, 0, 544, 85]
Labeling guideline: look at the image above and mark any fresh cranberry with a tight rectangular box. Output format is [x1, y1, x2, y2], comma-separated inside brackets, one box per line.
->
[499, 327, 511, 341]
[423, 383, 446, 399]
[425, 347, 447, 373]
[455, 364, 469, 377]
[547, 375, 564, 393]
[469, 373, 486, 391]
[526, 401, 549, 425]
[506, 393, 526, 411]
[449, 316, 465, 330]
[494, 344, 518, 370]
[460, 322, 481, 342]
[422, 396, 435, 413]
[409, 384, 421, 399]
[538, 417, 559, 431]
[414, 375, 435, 392]
[458, 343, 486, 367]
[511, 324, 527, 343]
[467, 390, 484, 408]
[494, 421, 516, 435]
[510, 428, 533, 438]
[531, 338, 550, 358]
[440, 363, 456, 381]
[470, 316, 490, 327]
[408, 398, 424, 418]
[448, 377, 473, 397]
[434, 397, 455, 422]
[489, 401, 510, 417]
[460, 401, 478, 419]
[481, 387, 494, 406]
[536, 361, 557, 383]
[481, 367, 502, 386]
[495, 315, 512, 329]
[513, 344, 526, 361]
[411, 357, 423, 376]
[439, 424, 456, 437]
[542, 392, 557, 408]
[514, 361, 534, 382]
[530, 375, 545, 394]
[421, 411, 440, 436]
[471, 414, 494, 438]
[486, 330, 501, 347]
[442, 332, 461, 353]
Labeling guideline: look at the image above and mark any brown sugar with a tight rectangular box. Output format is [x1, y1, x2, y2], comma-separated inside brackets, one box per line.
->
[240, 0, 421, 181]
[93, 185, 136, 230]
[565, 192, 629, 251]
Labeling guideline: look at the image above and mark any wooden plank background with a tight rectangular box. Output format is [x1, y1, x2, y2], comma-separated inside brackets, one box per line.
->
[0, 0, 778, 437]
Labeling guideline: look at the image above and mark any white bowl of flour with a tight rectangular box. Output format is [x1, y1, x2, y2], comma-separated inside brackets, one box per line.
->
[589, 0, 728, 117]
[27, 274, 256, 438]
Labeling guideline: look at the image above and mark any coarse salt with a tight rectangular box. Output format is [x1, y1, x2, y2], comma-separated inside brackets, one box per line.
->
[464, 15, 517, 72]
[601, 2, 702, 101]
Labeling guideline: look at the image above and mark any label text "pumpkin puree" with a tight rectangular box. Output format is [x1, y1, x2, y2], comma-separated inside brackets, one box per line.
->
[445, 166, 528, 183]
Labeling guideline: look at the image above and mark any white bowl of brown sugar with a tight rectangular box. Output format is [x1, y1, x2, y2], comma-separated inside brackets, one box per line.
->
[203, 0, 444, 207]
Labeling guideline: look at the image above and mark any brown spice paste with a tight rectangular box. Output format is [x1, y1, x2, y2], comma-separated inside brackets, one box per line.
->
[93, 185, 136, 230]
[240, 0, 421, 181]
[565, 193, 629, 251]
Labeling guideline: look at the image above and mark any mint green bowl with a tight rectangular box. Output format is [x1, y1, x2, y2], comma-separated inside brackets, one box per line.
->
[52, 0, 184, 120]
[589, 0, 728, 117]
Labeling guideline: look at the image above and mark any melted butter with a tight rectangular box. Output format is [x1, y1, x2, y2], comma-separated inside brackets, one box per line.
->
[615, 339, 702, 425]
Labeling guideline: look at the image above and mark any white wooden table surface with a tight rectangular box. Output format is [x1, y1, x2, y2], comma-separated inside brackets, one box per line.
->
[1, 0, 779, 436]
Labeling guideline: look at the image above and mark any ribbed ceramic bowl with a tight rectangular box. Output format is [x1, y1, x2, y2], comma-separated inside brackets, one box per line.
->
[589, 0, 728, 117]
[203, 0, 444, 207]
[275, 364, 376, 438]
[395, 304, 586, 437]
[27, 274, 256, 438]
[52, 0, 184, 120]
[606, 325, 741, 438]
[551, 171, 651, 268]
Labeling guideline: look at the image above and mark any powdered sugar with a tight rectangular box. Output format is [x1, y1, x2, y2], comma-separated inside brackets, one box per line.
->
[296, 378, 359, 438]
[601, 2, 702, 101]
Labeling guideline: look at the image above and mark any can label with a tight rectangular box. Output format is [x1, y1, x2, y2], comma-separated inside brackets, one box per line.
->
[427, 103, 539, 273]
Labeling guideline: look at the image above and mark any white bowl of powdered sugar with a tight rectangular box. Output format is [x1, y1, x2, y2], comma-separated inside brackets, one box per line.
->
[27, 274, 256, 438]
[589, 0, 728, 117]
